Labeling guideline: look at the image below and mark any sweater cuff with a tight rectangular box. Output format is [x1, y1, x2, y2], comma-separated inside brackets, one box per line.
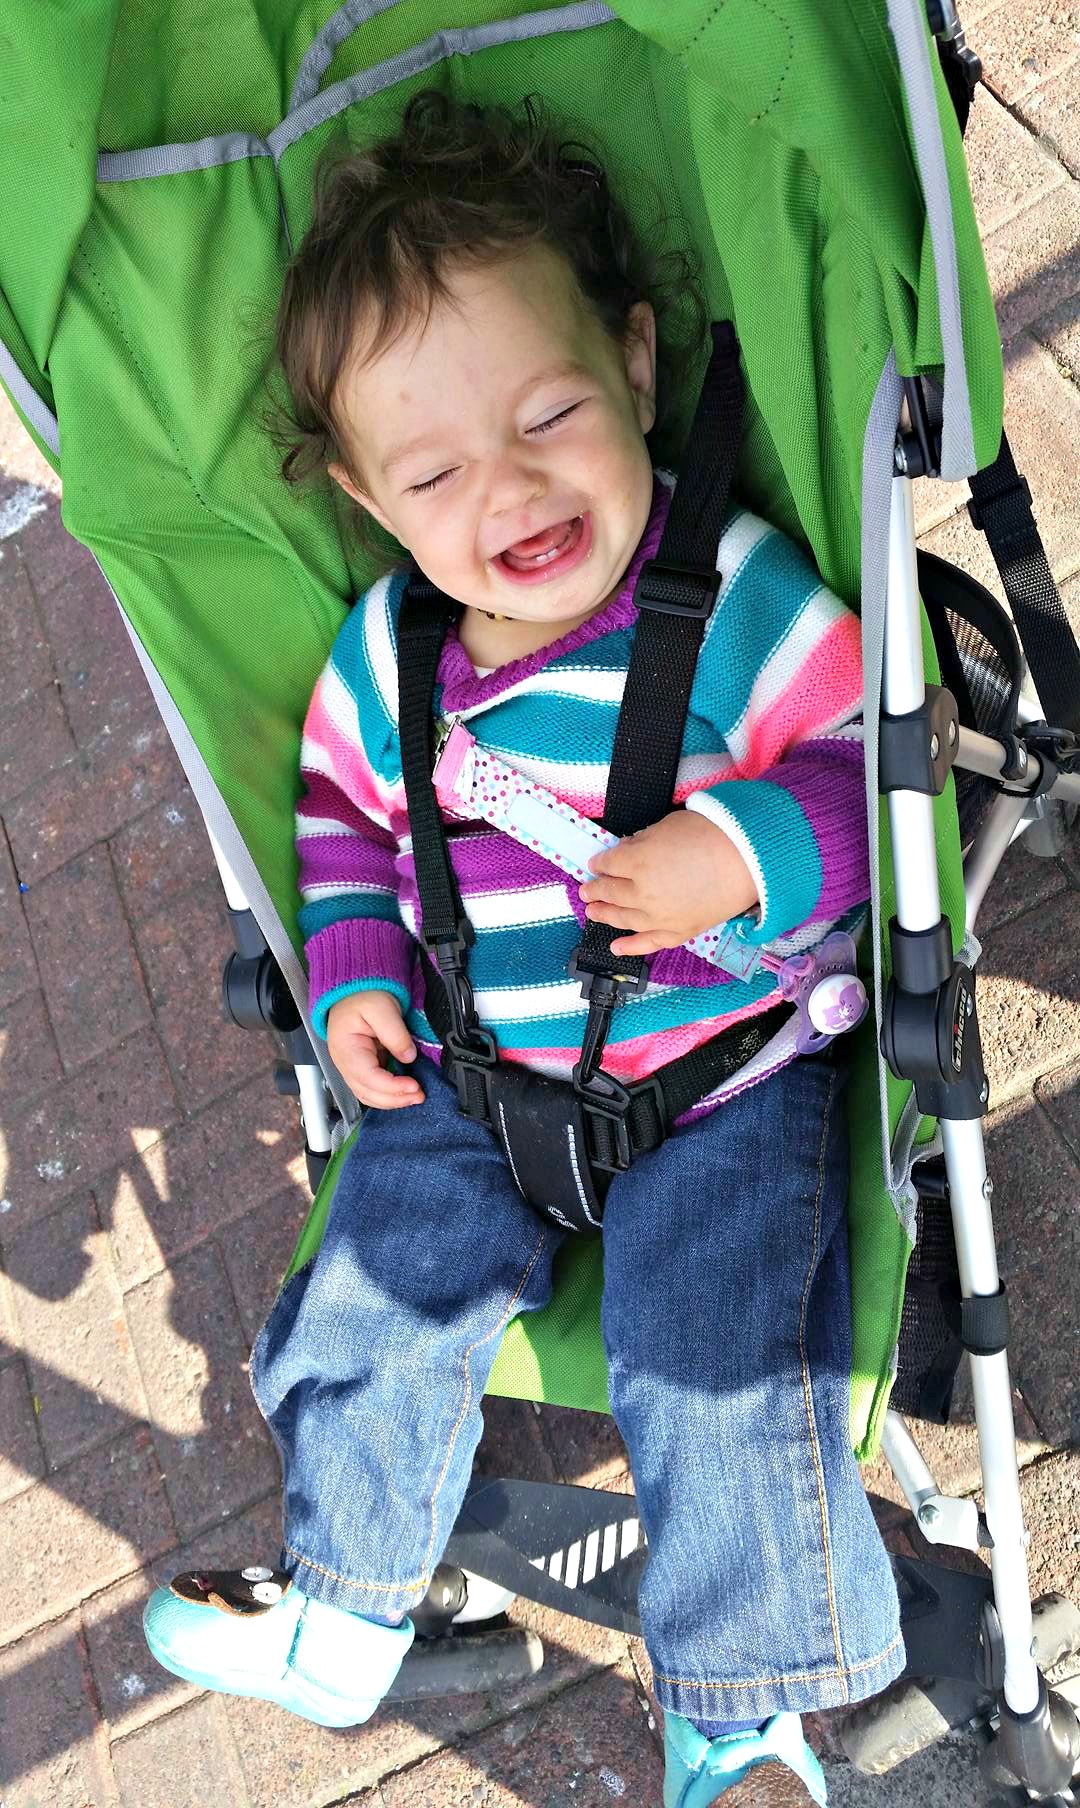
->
[685, 781, 822, 942]
[306, 918, 416, 1038]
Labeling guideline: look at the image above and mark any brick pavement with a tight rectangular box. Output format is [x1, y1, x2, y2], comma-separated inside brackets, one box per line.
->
[1, 8, 1079, 1802]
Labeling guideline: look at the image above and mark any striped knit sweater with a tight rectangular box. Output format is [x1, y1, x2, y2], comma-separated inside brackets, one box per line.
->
[297, 477, 869, 1113]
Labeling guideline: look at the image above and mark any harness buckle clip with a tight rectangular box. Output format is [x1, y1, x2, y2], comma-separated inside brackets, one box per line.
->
[634, 559, 721, 620]
[574, 1067, 635, 1172]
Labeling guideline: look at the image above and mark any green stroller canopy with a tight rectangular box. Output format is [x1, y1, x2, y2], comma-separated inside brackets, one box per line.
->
[0, 0, 1003, 1456]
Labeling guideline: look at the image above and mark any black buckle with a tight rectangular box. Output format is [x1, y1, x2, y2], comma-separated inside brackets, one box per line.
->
[634, 559, 721, 620]
[967, 474, 1032, 535]
[575, 1068, 635, 1172]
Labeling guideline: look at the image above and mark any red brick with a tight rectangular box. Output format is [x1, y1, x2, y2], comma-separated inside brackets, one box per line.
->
[973, 1, 1080, 107]
[0, 395, 61, 498]
[859, 1381, 1047, 1510]
[983, 180, 1080, 344]
[123, 1240, 280, 1541]
[16, 491, 100, 601]
[135, 876, 268, 1111]
[0, 1426, 175, 1645]
[4, 1194, 148, 1471]
[973, 834, 1068, 937]
[0, 677, 76, 806]
[24, 845, 151, 1071]
[1015, 61, 1080, 179]
[0, 828, 37, 1010]
[0, 1026, 179, 1232]
[963, 84, 1066, 236]
[1032, 292, 1080, 392]
[218, 1185, 312, 1345]
[82, 1491, 282, 1738]
[4, 714, 181, 883]
[978, 887, 1080, 1105]
[984, 1092, 1080, 1446]
[111, 1694, 250, 1808]
[1018, 1447, 1080, 1602]
[0, 541, 53, 710]
[0, 987, 62, 1114]
[0, 1609, 119, 1807]
[61, 641, 160, 751]
[0, 1358, 45, 1505]
[379, 1659, 663, 1808]
[103, 1074, 305, 1292]
[110, 786, 216, 921]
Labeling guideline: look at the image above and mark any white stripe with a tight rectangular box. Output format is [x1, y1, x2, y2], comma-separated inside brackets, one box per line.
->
[497, 1101, 528, 1200]
[725, 587, 850, 762]
[457, 884, 576, 931]
[455, 666, 627, 714]
[482, 747, 727, 800]
[301, 880, 397, 902]
[601, 1522, 619, 1574]
[580, 1528, 601, 1585]
[300, 734, 335, 779]
[708, 511, 774, 622]
[565, 1125, 602, 1226]
[295, 815, 367, 839]
[363, 575, 400, 729]
[547, 1548, 564, 1583]
[620, 1518, 641, 1558]
[563, 1540, 582, 1591]
[321, 659, 363, 742]
[469, 976, 677, 1024]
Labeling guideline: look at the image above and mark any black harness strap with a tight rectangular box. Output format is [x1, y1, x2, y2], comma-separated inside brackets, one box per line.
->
[572, 320, 746, 1004]
[967, 438, 1080, 735]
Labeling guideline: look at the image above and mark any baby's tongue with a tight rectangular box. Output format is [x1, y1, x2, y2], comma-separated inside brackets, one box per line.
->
[501, 518, 574, 570]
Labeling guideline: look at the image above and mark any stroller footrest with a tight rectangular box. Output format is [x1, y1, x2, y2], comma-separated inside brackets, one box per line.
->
[386, 1626, 543, 1700]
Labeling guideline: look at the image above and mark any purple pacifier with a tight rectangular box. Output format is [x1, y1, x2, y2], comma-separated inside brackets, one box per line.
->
[773, 932, 869, 1055]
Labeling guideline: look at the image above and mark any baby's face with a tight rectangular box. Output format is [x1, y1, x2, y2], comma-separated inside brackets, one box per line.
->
[331, 244, 657, 623]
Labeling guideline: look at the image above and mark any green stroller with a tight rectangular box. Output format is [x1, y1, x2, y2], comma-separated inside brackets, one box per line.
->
[3, 0, 1080, 1797]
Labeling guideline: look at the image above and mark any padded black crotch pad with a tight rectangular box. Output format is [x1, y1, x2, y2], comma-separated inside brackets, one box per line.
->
[168, 1564, 293, 1616]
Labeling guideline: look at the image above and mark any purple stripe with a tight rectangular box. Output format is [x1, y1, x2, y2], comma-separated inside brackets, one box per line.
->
[299, 832, 400, 893]
[436, 479, 672, 711]
[307, 917, 415, 1013]
[764, 739, 869, 924]
[298, 770, 397, 846]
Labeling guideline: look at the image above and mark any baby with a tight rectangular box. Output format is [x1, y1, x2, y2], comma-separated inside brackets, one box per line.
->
[144, 92, 903, 1807]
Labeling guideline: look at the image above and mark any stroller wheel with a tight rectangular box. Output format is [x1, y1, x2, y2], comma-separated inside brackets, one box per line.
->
[386, 1562, 541, 1701]
[836, 1675, 978, 1774]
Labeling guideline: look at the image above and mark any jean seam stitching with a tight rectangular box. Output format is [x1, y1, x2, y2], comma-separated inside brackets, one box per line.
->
[282, 1223, 550, 1596]
[796, 1063, 846, 1685]
[653, 1628, 904, 1690]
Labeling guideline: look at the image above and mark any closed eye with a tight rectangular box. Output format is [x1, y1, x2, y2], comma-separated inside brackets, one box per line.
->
[408, 468, 458, 495]
[527, 403, 581, 436]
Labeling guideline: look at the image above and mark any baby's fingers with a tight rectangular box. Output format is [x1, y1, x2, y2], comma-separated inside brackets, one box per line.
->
[360, 991, 417, 1063]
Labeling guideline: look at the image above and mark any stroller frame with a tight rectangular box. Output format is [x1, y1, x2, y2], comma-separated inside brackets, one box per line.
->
[206, 416, 1080, 1799]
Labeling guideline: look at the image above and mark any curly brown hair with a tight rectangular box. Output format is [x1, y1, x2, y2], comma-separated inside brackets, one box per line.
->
[272, 90, 706, 509]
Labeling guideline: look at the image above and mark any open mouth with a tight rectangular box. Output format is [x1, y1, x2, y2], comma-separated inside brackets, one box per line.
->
[492, 513, 591, 585]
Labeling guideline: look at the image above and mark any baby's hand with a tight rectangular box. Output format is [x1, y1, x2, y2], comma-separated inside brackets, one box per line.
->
[326, 991, 425, 1109]
[580, 810, 759, 956]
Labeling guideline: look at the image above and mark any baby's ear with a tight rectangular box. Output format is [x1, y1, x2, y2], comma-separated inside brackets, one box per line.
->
[328, 462, 399, 540]
[624, 302, 657, 435]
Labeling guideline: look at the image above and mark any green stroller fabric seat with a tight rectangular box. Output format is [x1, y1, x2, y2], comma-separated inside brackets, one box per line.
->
[0, 0, 1003, 1459]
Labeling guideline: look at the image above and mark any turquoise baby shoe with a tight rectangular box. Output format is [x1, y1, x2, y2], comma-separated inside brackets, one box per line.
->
[663, 1711, 828, 1807]
[143, 1565, 414, 1727]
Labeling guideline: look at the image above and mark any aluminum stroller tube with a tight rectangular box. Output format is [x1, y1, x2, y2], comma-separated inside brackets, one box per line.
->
[884, 472, 1041, 1718]
[884, 478, 942, 931]
[941, 1118, 1039, 1715]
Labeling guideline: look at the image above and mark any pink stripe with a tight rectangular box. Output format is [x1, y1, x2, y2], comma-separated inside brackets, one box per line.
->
[304, 681, 393, 824]
[737, 614, 862, 775]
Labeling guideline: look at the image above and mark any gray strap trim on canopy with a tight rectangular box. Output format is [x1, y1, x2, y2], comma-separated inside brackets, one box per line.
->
[886, 0, 975, 481]
[289, 0, 408, 111]
[101, 566, 356, 1122]
[0, 338, 60, 457]
[860, 350, 920, 1240]
[270, 2, 617, 161]
[97, 135, 272, 182]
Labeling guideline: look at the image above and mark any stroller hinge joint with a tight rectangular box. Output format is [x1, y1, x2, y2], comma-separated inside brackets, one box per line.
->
[880, 684, 960, 795]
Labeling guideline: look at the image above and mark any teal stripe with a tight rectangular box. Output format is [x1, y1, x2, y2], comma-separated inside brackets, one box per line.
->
[702, 780, 822, 940]
[299, 892, 402, 940]
[476, 691, 620, 761]
[312, 974, 411, 1040]
[350, 572, 406, 761]
[696, 532, 822, 735]
[408, 968, 778, 1052]
[469, 914, 582, 987]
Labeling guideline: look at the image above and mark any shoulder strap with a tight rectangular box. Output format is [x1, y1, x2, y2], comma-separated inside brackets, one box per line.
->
[397, 576, 464, 948]
[967, 435, 1080, 733]
[571, 319, 745, 995]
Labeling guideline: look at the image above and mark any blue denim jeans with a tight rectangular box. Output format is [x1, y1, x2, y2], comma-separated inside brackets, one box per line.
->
[250, 1051, 904, 1720]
